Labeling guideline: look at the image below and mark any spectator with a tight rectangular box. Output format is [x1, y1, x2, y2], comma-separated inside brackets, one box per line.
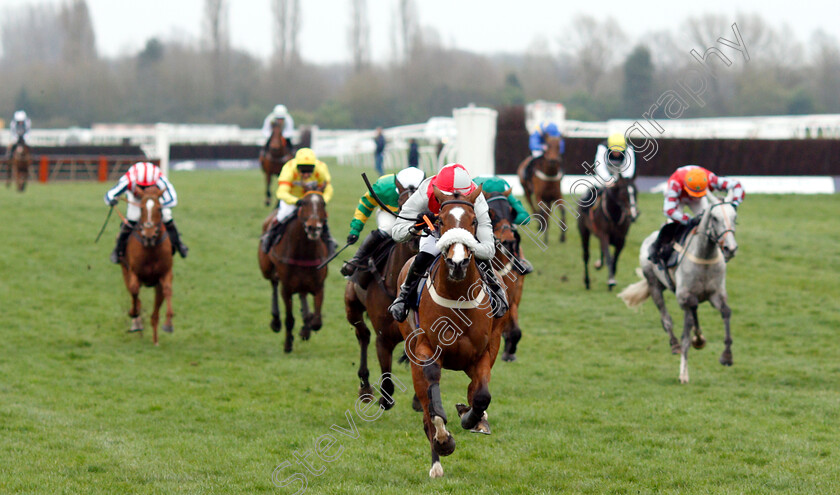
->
[374, 127, 386, 175]
[407, 138, 419, 168]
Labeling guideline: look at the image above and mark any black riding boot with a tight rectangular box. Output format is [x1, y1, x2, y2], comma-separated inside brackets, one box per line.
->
[321, 221, 338, 258]
[389, 251, 436, 322]
[341, 229, 389, 277]
[477, 260, 509, 318]
[261, 218, 288, 253]
[164, 220, 189, 258]
[514, 253, 534, 275]
[111, 220, 136, 264]
[524, 156, 537, 182]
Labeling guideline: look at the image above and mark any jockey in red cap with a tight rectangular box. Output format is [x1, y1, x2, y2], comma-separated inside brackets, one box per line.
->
[387, 163, 508, 322]
[103, 161, 189, 263]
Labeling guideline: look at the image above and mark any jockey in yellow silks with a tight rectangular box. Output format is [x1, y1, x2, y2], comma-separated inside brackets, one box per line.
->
[260, 148, 337, 255]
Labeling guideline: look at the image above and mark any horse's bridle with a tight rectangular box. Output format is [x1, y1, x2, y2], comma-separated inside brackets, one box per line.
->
[485, 195, 515, 239]
[705, 201, 737, 248]
[299, 191, 327, 236]
[438, 199, 478, 263]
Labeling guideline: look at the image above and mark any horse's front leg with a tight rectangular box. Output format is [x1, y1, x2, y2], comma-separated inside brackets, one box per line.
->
[122, 268, 143, 333]
[270, 280, 281, 333]
[161, 270, 174, 335]
[597, 234, 612, 288]
[559, 197, 566, 243]
[608, 238, 625, 290]
[298, 293, 311, 340]
[580, 224, 591, 290]
[690, 305, 706, 349]
[678, 294, 700, 384]
[311, 285, 324, 332]
[645, 268, 678, 354]
[264, 169, 273, 206]
[710, 292, 733, 366]
[375, 335, 400, 410]
[407, 336, 453, 478]
[457, 353, 493, 434]
[345, 285, 373, 400]
[282, 287, 295, 353]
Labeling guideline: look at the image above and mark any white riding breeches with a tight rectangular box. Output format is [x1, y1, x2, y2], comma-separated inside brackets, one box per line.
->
[376, 209, 395, 235]
[275, 200, 297, 222]
[126, 192, 172, 223]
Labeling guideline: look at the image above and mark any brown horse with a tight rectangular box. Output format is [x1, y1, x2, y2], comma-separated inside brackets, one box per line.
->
[577, 177, 637, 290]
[397, 184, 503, 478]
[6, 141, 31, 192]
[121, 187, 175, 346]
[260, 121, 292, 206]
[517, 135, 565, 243]
[484, 190, 525, 362]
[344, 183, 419, 410]
[258, 190, 328, 353]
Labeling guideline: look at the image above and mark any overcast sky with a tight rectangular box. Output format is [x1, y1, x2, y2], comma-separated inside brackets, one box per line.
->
[1, 0, 838, 63]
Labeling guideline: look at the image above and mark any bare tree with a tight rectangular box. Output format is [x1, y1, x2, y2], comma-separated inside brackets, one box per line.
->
[271, 0, 301, 66]
[559, 15, 628, 90]
[59, 0, 97, 64]
[348, 0, 370, 72]
[203, 0, 229, 55]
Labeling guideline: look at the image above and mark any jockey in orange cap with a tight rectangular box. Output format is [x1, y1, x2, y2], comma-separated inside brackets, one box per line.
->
[387, 163, 508, 322]
[104, 161, 188, 263]
[650, 165, 744, 272]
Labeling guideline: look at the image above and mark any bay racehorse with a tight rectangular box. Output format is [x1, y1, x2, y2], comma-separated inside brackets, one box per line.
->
[618, 194, 738, 384]
[484, 190, 525, 362]
[577, 177, 638, 290]
[7, 141, 31, 192]
[258, 189, 328, 353]
[517, 135, 565, 243]
[260, 121, 292, 206]
[344, 182, 420, 411]
[120, 186, 175, 346]
[397, 184, 503, 478]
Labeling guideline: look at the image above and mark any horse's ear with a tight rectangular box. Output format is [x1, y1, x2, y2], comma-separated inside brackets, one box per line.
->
[503, 187, 512, 197]
[433, 185, 447, 204]
[395, 180, 406, 194]
[466, 184, 483, 203]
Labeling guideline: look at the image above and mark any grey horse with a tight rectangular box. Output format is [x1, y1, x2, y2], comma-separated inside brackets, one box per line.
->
[618, 194, 739, 384]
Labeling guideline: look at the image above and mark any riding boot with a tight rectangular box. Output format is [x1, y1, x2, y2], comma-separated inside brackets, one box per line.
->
[341, 229, 389, 277]
[321, 221, 338, 258]
[477, 260, 509, 318]
[164, 220, 189, 258]
[261, 218, 288, 253]
[111, 220, 136, 264]
[524, 156, 537, 182]
[389, 251, 436, 322]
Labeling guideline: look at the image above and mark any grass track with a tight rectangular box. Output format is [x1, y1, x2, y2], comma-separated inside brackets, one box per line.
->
[1, 165, 839, 494]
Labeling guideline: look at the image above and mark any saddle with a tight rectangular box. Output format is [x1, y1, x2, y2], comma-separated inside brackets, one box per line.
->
[348, 237, 396, 291]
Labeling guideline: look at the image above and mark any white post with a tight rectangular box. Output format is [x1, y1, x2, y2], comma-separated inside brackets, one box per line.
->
[155, 123, 171, 175]
[452, 106, 498, 177]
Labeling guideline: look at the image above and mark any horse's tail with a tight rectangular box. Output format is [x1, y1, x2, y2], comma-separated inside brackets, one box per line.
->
[398, 350, 410, 366]
[617, 268, 650, 310]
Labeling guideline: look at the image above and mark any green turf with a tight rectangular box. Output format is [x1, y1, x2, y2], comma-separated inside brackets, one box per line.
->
[1, 166, 839, 494]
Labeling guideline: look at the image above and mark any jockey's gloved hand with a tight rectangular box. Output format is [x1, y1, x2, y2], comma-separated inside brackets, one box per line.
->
[108, 198, 119, 206]
[347, 233, 359, 245]
[687, 215, 702, 228]
[295, 198, 305, 207]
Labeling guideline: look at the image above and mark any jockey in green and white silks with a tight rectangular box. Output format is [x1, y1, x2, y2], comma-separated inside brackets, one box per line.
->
[472, 175, 534, 275]
[340, 167, 426, 277]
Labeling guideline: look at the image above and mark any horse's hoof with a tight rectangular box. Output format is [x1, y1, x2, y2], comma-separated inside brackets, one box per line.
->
[670, 343, 681, 355]
[594, 261, 603, 270]
[299, 327, 311, 341]
[433, 433, 456, 457]
[720, 352, 733, 366]
[429, 461, 444, 478]
[162, 324, 173, 334]
[127, 328, 143, 334]
[471, 414, 491, 435]
[270, 319, 281, 333]
[608, 280, 616, 291]
[692, 334, 706, 349]
[411, 394, 423, 412]
[680, 376, 689, 384]
[379, 395, 395, 411]
[358, 385, 375, 401]
[501, 352, 517, 362]
[284, 337, 293, 353]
